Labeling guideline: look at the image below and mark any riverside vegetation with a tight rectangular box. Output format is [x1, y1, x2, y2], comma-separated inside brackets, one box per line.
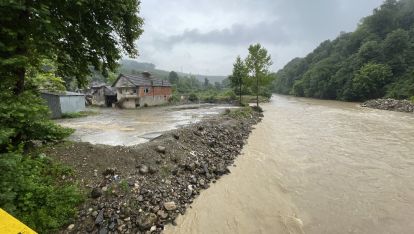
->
[272, 0, 414, 102]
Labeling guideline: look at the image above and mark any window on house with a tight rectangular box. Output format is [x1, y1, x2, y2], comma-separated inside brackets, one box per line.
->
[144, 88, 150, 93]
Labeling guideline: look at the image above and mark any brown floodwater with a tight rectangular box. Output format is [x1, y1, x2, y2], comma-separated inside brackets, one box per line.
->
[56, 104, 234, 146]
[164, 95, 414, 234]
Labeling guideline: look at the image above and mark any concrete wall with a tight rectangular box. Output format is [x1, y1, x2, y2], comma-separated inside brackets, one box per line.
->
[121, 98, 137, 108]
[138, 95, 170, 106]
[92, 88, 106, 106]
[59, 95, 85, 113]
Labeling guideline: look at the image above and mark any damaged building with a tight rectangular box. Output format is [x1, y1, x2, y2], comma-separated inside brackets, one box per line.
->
[112, 72, 172, 109]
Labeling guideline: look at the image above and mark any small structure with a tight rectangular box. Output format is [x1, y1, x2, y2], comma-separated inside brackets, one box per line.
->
[40, 91, 85, 118]
[112, 72, 172, 108]
[90, 84, 117, 107]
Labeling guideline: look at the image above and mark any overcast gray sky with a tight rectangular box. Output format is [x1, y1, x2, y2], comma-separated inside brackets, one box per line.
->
[132, 0, 385, 76]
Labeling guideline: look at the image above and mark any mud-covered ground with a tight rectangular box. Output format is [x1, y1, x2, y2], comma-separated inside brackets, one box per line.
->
[42, 109, 262, 233]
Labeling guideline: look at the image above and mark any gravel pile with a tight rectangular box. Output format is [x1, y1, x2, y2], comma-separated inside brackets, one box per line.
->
[362, 98, 414, 113]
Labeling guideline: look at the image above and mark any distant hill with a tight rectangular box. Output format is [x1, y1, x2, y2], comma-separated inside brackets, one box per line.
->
[273, 0, 414, 101]
[119, 59, 227, 83]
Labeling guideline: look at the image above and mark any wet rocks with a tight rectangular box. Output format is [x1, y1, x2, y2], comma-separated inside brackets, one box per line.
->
[95, 209, 104, 225]
[67, 224, 75, 230]
[163, 201, 177, 211]
[156, 145, 166, 154]
[362, 98, 414, 113]
[136, 213, 158, 230]
[91, 187, 102, 199]
[138, 165, 149, 174]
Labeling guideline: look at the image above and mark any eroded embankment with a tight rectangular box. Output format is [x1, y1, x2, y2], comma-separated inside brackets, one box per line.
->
[42, 109, 262, 233]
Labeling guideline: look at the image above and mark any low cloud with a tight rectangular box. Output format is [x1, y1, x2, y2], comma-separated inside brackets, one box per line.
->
[156, 20, 291, 48]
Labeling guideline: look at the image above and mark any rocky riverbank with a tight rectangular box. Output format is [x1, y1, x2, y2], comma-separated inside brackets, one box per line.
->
[361, 98, 414, 113]
[42, 107, 262, 233]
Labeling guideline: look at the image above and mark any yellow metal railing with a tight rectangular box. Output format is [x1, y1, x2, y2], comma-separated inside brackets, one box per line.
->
[0, 209, 37, 234]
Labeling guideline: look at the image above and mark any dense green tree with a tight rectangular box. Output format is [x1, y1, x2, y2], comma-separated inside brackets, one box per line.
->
[229, 56, 249, 104]
[168, 71, 179, 84]
[245, 44, 273, 106]
[352, 63, 393, 100]
[0, 0, 144, 94]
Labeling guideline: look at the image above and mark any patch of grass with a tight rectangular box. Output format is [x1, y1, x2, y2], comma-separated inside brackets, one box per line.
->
[61, 111, 98, 119]
[119, 179, 129, 193]
[225, 106, 254, 119]
[241, 95, 270, 104]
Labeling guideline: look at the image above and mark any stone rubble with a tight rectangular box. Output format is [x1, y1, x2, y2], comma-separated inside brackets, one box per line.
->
[362, 98, 414, 113]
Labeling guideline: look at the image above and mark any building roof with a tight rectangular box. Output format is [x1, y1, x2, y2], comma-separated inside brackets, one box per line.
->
[113, 73, 172, 87]
[40, 91, 85, 96]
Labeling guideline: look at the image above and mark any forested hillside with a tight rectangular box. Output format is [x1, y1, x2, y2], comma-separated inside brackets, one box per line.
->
[273, 0, 414, 101]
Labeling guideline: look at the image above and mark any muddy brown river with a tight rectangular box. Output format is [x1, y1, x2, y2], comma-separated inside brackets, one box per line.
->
[164, 95, 414, 234]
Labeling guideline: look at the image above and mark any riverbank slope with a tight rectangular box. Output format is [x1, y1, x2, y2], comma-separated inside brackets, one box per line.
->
[40, 107, 262, 233]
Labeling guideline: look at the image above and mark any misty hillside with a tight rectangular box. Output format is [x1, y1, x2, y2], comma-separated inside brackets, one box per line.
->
[119, 59, 227, 83]
[273, 0, 414, 101]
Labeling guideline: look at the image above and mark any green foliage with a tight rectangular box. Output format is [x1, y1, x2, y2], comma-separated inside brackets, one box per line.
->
[0, 90, 73, 151]
[27, 60, 66, 92]
[196, 89, 237, 103]
[0, 152, 84, 233]
[119, 180, 130, 193]
[273, 0, 414, 101]
[245, 44, 273, 106]
[168, 71, 179, 84]
[168, 93, 181, 103]
[0, 0, 144, 92]
[61, 111, 99, 119]
[352, 63, 393, 100]
[229, 56, 249, 103]
[188, 93, 199, 102]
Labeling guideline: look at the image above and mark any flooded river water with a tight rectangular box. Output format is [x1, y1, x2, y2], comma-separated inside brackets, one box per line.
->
[165, 95, 414, 234]
[57, 104, 233, 146]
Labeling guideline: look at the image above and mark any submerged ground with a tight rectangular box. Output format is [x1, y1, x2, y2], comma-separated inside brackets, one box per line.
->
[166, 95, 414, 234]
[56, 104, 235, 146]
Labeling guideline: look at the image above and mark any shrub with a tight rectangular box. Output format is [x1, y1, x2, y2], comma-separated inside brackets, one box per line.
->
[188, 93, 198, 102]
[0, 151, 84, 233]
[0, 88, 81, 233]
[252, 105, 263, 113]
[0, 90, 73, 151]
[168, 94, 180, 103]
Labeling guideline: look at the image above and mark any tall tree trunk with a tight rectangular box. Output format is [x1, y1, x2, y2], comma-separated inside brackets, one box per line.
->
[256, 75, 259, 107]
[239, 80, 242, 105]
[13, 67, 26, 95]
[13, 5, 30, 95]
